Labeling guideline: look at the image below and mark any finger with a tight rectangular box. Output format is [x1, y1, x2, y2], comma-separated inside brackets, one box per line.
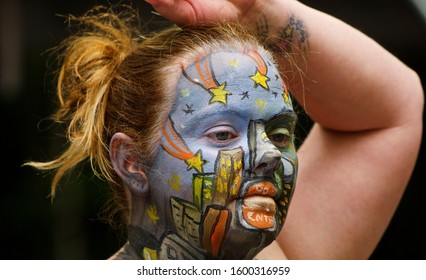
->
[145, 0, 198, 25]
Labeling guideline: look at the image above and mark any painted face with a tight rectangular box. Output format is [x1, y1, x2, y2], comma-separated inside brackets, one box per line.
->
[144, 49, 298, 259]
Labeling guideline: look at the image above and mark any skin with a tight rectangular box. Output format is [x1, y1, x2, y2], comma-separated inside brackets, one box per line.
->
[113, 49, 298, 259]
[140, 0, 424, 260]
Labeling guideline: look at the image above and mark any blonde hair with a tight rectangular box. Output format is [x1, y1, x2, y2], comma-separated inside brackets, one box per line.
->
[26, 5, 276, 224]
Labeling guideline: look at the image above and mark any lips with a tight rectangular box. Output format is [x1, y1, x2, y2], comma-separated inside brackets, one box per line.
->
[245, 181, 278, 198]
[240, 181, 278, 229]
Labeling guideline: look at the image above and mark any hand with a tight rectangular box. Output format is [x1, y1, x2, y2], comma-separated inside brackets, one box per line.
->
[145, 0, 257, 26]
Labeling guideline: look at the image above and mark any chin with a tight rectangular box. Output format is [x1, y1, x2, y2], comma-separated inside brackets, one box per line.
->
[214, 200, 283, 260]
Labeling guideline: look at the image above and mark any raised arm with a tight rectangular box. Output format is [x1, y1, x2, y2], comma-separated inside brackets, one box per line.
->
[146, 0, 424, 259]
[259, 1, 423, 259]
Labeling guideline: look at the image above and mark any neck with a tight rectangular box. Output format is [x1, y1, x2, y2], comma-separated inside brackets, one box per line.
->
[127, 223, 269, 260]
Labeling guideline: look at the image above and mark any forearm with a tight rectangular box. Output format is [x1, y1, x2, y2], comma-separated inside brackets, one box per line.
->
[249, 0, 423, 131]
[249, 0, 424, 259]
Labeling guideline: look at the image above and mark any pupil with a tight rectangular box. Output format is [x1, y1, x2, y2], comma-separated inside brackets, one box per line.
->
[216, 132, 229, 141]
[273, 134, 285, 142]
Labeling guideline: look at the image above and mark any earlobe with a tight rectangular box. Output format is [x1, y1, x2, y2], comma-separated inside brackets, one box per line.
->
[110, 132, 149, 196]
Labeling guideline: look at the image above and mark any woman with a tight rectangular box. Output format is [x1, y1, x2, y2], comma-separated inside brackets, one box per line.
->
[26, 0, 423, 259]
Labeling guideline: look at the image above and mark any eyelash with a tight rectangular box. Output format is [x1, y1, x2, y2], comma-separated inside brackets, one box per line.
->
[267, 127, 291, 148]
[204, 125, 292, 149]
[204, 126, 239, 143]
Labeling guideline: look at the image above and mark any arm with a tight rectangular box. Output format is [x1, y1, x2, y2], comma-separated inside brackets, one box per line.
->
[264, 1, 424, 259]
[146, 0, 424, 259]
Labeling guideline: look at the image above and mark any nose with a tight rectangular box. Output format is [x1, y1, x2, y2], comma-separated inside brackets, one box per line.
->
[248, 121, 282, 175]
[254, 150, 282, 173]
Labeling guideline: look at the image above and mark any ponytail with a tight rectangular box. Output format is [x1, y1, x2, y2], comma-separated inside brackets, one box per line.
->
[25, 5, 140, 197]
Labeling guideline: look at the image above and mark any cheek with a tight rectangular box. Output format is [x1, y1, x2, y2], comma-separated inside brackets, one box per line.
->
[148, 149, 195, 199]
[187, 138, 250, 170]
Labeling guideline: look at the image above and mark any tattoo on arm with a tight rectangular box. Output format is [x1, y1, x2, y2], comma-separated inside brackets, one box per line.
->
[278, 15, 308, 52]
[255, 14, 308, 53]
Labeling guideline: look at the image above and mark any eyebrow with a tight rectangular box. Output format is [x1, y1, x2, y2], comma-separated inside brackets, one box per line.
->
[268, 110, 298, 123]
[193, 108, 247, 124]
[263, 110, 298, 133]
[187, 109, 297, 127]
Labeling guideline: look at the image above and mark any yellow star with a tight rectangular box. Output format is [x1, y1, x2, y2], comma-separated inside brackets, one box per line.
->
[250, 70, 270, 90]
[229, 59, 239, 68]
[285, 27, 293, 37]
[168, 173, 181, 191]
[255, 99, 266, 110]
[185, 150, 206, 173]
[209, 83, 232, 105]
[180, 88, 190, 97]
[146, 204, 160, 224]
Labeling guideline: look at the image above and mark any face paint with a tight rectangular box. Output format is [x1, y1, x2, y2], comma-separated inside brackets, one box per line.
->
[140, 49, 298, 259]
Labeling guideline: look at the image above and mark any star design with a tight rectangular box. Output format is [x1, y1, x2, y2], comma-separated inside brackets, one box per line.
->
[209, 83, 232, 105]
[255, 99, 266, 110]
[185, 150, 206, 173]
[296, 20, 304, 30]
[240, 91, 250, 100]
[300, 30, 307, 43]
[168, 173, 181, 191]
[146, 204, 160, 224]
[180, 88, 190, 97]
[229, 59, 239, 68]
[285, 27, 293, 37]
[250, 70, 270, 90]
[183, 104, 195, 115]
[272, 91, 279, 98]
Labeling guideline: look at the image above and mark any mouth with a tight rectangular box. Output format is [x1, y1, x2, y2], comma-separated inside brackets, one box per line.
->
[238, 180, 278, 229]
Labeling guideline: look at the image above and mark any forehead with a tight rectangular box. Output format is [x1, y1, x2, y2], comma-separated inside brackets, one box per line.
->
[170, 50, 293, 128]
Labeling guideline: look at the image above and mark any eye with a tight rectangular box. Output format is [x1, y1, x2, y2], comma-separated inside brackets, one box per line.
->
[205, 126, 238, 143]
[268, 128, 291, 148]
[215, 131, 231, 141]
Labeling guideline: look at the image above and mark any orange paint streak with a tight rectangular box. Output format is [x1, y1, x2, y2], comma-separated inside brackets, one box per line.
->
[282, 80, 288, 93]
[245, 50, 267, 75]
[210, 210, 229, 257]
[282, 79, 290, 100]
[202, 208, 220, 251]
[161, 119, 194, 160]
[167, 120, 191, 153]
[194, 59, 217, 89]
[162, 145, 192, 160]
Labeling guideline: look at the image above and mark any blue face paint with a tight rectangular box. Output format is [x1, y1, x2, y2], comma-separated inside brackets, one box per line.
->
[145, 49, 298, 259]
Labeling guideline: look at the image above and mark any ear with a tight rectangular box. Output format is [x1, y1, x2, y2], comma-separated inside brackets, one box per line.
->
[110, 132, 149, 196]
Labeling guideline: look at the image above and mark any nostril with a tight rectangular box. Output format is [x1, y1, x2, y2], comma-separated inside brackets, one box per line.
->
[256, 162, 268, 170]
[254, 151, 281, 172]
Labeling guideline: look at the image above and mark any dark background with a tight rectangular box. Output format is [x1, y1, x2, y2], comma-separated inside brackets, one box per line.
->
[1, 0, 425, 260]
